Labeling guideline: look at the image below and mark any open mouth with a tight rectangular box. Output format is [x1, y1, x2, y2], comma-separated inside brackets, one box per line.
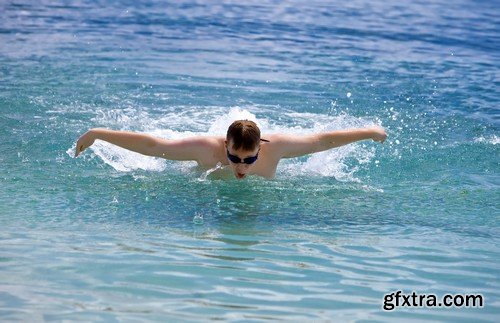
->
[236, 172, 246, 179]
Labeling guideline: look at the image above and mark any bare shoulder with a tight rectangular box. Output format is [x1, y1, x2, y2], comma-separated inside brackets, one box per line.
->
[184, 135, 221, 147]
[200, 135, 225, 149]
[262, 133, 321, 159]
[155, 135, 219, 150]
[190, 136, 225, 166]
[261, 133, 291, 146]
[263, 133, 311, 143]
[260, 134, 289, 159]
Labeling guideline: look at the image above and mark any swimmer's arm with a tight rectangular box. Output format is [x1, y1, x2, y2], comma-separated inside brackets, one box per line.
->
[75, 128, 213, 161]
[273, 126, 387, 158]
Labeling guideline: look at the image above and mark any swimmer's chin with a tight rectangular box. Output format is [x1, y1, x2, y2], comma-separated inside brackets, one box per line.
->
[235, 172, 247, 179]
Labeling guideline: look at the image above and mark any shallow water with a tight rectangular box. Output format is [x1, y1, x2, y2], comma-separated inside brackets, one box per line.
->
[1, 0, 499, 321]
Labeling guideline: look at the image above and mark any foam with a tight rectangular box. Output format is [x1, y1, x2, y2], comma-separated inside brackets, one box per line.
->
[474, 135, 500, 145]
[91, 141, 167, 172]
[69, 105, 380, 181]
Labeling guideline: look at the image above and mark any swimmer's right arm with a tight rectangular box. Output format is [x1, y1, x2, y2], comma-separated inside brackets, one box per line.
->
[74, 128, 212, 161]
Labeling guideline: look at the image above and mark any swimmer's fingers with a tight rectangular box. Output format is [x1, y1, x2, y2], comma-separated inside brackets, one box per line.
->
[74, 140, 86, 158]
[370, 126, 387, 143]
[74, 142, 85, 157]
[74, 130, 96, 157]
[375, 135, 386, 143]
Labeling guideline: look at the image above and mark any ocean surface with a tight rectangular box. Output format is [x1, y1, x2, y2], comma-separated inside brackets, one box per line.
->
[1, 0, 499, 321]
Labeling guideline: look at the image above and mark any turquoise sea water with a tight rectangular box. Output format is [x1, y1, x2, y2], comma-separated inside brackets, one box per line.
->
[1, 0, 499, 321]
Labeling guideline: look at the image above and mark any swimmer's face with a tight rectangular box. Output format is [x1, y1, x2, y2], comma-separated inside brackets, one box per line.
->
[225, 140, 260, 180]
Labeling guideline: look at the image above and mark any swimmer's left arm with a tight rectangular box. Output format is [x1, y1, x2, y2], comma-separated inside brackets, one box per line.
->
[273, 126, 387, 158]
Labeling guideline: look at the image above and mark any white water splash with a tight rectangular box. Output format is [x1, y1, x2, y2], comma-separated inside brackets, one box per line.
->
[198, 162, 224, 181]
[207, 107, 268, 135]
[474, 135, 500, 145]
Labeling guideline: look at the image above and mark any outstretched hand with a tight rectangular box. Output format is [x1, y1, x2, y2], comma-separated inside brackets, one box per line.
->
[74, 130, 96, 157]
[370, 126, 387, 143]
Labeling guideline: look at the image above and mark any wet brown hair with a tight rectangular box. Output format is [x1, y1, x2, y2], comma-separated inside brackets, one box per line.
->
[226, 120, 262, 151]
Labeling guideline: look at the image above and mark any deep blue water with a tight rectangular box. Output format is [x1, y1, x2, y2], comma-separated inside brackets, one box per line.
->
[1, 0, 499, 321]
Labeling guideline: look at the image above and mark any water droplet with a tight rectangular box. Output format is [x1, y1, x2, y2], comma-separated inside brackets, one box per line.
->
[346, 92, 352, 98]
[193, 213, 204, 224]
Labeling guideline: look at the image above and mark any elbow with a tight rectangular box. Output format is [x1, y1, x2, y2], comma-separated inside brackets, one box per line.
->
[145, 137, 164, 157]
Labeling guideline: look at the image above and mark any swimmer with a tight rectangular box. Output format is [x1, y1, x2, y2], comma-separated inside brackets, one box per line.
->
[74, 120, 387, 179]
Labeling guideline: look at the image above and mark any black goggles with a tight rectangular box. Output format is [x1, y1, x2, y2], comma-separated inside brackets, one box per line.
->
[226, 149, 260, 164]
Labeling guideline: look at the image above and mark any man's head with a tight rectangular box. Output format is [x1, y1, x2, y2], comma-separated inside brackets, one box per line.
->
[225, 120, 263, 179]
